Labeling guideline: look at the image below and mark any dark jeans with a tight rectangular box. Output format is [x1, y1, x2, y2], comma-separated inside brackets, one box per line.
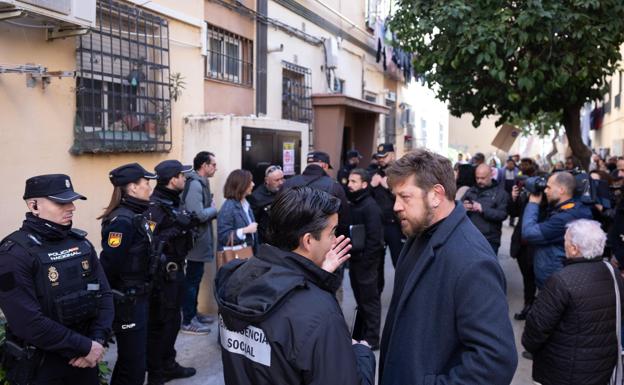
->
[183, 260, 205, 325]
[350, 252, 383, 347]
[516, 246, 536, 305]
[33, 353, 98, 385]
[111, 296, 149, 385]
[147, 268, 185, 382]
[384, 221, 404, 267]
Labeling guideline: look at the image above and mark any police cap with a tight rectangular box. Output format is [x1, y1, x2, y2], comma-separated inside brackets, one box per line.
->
[307, 151, 333, 169]
[23, 174, 86, 203]
[155, 160, 193, 181]
[109, 163, 157, 186]
[375, 143, 395, 158]
[346, 150, 362, 159]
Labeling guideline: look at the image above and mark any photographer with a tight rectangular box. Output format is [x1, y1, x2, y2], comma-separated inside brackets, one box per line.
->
[522, 171, 593, 289]
[508, 158, 541, 320]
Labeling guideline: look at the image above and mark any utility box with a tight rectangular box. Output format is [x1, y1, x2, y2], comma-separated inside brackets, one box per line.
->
[0, 0, 96, 29]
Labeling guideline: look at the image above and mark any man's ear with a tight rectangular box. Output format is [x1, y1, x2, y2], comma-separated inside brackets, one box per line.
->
[300, 233, 312, 252]
[26, 200, 39, 215]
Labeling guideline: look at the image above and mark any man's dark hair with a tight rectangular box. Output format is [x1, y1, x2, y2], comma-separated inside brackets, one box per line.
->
[349, 168, 370, 183]
[267, 187, 341, 250]
[456, 164, 475, 188]
[193, 151, 215, 171]
[223, 169, 253, 201]
[387, 149, 456, 200]
[552, 171, 576, 196]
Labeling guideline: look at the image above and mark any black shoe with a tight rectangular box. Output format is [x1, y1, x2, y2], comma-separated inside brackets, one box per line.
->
[514, 304, 532, 320]
[522, 351, 533, 360]
[163, 362, 196, 381]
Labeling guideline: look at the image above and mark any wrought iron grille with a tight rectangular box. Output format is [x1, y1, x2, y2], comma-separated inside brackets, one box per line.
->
[282, 61, 312, 123]
[73, 0, 172, 154]
[205, 23, 253, 87]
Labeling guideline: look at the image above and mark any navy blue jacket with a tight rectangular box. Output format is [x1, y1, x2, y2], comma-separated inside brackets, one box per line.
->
[217, 199, 257, 251]
[522, 199, 593, 288]
[379, 204, 517, 385]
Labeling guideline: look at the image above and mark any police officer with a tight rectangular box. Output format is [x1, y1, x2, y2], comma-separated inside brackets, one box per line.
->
[0, 174, 113, 384]
[370, 143, 403, 268]
[145, 160, 197, 384]
[99, 163, 157, 385]
[337, 150, 362, 194]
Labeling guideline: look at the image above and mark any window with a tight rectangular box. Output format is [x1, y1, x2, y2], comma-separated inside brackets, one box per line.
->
[282, 61, 312, 123]
[363, 91, 377, 103]
[205, 23, 253, 87]
[74, 0, 172, 153]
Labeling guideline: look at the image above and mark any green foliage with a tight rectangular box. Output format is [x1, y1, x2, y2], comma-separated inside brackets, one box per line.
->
[98, 360, 112, 385]
[390, 0, 624, 128]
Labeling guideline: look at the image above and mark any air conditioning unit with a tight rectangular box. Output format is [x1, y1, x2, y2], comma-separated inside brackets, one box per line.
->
[0, 0, 96, 34]
[324, 37, 339, 69]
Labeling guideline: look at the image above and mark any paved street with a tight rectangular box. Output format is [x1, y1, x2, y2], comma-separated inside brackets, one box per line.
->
[103, 224, 533, 384]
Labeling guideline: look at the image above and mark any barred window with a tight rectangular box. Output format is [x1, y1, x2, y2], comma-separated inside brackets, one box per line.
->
[205, 23, 253, 87]
[282, 62, 312, 123]
[73, 0, 172, 154]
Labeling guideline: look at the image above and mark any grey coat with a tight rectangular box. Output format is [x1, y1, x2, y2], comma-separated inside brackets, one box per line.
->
[182, 171, 217, 262]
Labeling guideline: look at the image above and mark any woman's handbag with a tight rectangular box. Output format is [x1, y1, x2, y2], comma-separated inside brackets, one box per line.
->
[604, 260, 624, 385]
[216, 232, 253, 270]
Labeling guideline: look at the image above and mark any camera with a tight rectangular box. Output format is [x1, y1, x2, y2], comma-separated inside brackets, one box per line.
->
[524, 176, 547, 194]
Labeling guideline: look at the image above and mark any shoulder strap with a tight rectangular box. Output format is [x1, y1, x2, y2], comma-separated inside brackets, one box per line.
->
[181, 177, 193, 203]
[603, 260, 623, 383]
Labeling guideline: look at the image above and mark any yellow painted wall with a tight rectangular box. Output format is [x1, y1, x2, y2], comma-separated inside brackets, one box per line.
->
[0, 2, 204, 247]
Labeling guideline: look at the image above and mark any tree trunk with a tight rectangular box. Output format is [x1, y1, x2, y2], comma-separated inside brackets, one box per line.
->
[562, 105, 592, 170]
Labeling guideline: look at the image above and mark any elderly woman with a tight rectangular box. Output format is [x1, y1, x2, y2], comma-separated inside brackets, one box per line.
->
[522, 219, 622, 385]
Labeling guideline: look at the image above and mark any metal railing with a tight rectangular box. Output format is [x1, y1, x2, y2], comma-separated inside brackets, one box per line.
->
[205, 23, 253, 87]
[282, 61, 312, 123]
[73, 0, 172, 154]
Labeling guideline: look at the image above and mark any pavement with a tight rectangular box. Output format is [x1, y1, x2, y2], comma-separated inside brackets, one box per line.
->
[102, 223, 534, 384]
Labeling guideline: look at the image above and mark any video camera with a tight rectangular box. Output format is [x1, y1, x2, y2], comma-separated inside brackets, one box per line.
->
[517, 168, 608, 206]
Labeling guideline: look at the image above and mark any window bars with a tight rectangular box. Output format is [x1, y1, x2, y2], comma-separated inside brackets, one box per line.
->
[205, 23, 253, 87]
[73, 0, 172, 154]
[281, 61, 312, 123]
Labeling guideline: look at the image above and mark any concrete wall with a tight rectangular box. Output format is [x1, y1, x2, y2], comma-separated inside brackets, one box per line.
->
[0, 1, 204, 246]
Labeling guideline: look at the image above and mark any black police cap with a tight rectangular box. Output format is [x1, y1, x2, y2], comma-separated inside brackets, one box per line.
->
[155, 160, 193, 181]
[23, 174, 86, 203]
[307, 151, 333, 169]
[375, 143, 395, 158]
[346, 150, 362, 159]
[109, 163, 157, 187]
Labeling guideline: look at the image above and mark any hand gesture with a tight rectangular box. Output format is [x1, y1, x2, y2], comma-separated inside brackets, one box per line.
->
[370, 174, 382, 187]
[322, 235, 351, 273]
[380, 176, 389, 189]
[471, 201, 483, 213]
[511, 185, 520, 201]
[463, 200, 473, 211]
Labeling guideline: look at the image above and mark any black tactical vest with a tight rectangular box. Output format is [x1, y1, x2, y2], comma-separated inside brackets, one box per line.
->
[4, 229, 100, 327]
[102, 206, 153, 289]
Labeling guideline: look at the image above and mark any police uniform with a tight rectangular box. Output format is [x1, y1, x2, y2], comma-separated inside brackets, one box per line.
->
[100, 163, 157, 385]
[145, 160, 197, 384]
[0, 174, 113, 385]
[336, 150, 362, 194]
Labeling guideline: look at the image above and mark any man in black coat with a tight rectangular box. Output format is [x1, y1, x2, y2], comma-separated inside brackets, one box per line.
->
[347, 168, 384, 349]
[379, 149, 517, 385]
[337, 150, 362, 193]
[522, 219, 620, 385]
[248, 165, 285, 243]
[215, 187, 375, 385]
[283, 151, 350, 238]
[461, 163, 509, 254]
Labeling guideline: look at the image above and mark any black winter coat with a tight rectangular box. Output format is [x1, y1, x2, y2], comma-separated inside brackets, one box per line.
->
[349, 189, 384, 258]
[215, 244, 375, 385]
[461, 181, 509, 246]
[522, 258, 623, 385]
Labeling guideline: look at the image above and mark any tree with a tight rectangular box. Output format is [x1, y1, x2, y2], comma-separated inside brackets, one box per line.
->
[390, 0, 624, 169]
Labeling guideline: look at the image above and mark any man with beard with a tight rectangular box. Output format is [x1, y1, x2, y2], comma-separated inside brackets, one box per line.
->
[462, 163, 510, 255]
[248, 164, 285, 243]
[522, 171, 593, 289]
[379, 149, 517, 385]
[347, 168, 384, 349]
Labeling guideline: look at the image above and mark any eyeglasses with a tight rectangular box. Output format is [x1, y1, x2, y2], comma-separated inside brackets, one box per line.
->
[265, 165, 282, 176]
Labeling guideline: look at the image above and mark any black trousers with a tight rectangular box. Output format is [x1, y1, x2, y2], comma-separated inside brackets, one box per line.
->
[111, 295, 149, 385]
[32, 353, 98, 385]
[516, 246, 536, 305]
[147, 268, 185, 382]
[384, 221, 404, 267]
[349, 251, 383, 347]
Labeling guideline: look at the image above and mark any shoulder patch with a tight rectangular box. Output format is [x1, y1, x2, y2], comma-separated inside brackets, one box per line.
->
[560, 203, 575, 210]
[107, 232, 123, 248]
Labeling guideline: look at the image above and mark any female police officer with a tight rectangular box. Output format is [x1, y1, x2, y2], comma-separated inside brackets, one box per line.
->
[99, 163, 157, 385]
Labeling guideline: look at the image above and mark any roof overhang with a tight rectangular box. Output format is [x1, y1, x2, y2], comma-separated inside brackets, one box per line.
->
[311, 93, 390, 115]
